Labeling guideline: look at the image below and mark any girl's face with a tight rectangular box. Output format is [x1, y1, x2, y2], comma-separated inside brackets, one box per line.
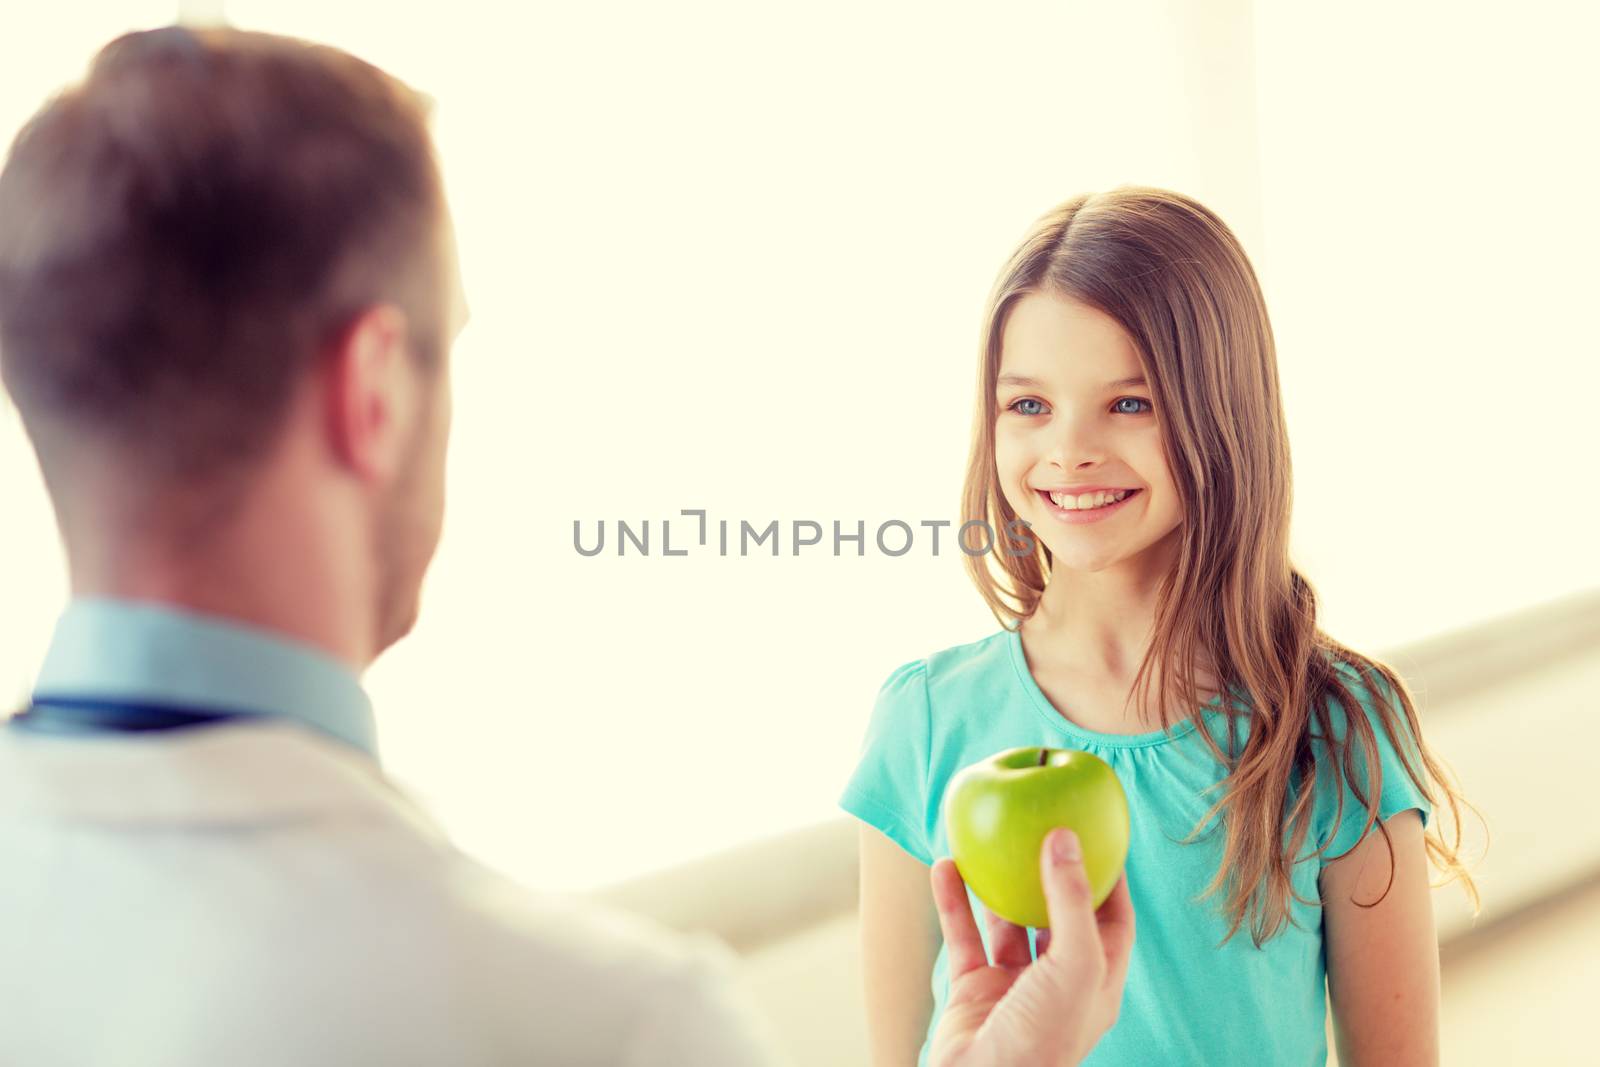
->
[994, 290, 1183, 575]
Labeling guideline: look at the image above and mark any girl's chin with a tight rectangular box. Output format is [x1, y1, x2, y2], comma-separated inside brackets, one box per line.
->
[1034, 525, 1183, 573]
[1038, 545, 1132, 574]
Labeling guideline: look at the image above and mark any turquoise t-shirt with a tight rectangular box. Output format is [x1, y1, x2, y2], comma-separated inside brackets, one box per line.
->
[840, 627, 1433, 1067]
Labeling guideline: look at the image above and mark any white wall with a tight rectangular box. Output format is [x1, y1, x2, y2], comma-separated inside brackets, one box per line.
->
[1254, 1, 1600, 647]
[3, 1, 1596, 900]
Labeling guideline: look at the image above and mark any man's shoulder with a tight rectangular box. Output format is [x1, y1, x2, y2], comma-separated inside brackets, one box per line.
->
[440, 853, 738, 980]
[232, 772, 746, 1009]
[0, 724, 776, 1064]
[417, 855, 778, 1064]
[295, 775, 776, 1061]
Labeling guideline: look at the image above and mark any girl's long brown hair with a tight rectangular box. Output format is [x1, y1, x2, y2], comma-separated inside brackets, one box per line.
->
[961, 186, 1482, 947]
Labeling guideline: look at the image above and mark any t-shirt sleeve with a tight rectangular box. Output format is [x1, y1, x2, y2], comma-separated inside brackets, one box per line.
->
[838, 659, 934, 866]
[1316, 666, 1434, 864]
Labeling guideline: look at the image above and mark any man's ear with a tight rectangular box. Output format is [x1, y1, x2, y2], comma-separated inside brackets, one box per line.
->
[323, 304, 415, 484]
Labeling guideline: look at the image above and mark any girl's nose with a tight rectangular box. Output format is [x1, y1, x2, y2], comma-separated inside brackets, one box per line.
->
[1042, 416, 1109, 469]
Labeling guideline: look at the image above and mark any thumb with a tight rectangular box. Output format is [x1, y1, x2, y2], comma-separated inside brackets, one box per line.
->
[1038, 828, 1102, 974]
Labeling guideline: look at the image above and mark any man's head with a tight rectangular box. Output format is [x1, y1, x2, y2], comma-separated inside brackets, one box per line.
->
[0, 25, 467, 665]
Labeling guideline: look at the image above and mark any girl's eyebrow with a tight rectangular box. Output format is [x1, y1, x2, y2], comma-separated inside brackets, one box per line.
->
[997, 373, 1148, 388]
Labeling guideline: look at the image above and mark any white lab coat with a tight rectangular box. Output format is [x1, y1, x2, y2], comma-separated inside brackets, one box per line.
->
[0, 719, 780, 1066]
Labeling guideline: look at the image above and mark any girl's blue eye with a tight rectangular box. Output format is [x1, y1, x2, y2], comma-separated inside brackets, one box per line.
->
[1004, 396, 1152, 416]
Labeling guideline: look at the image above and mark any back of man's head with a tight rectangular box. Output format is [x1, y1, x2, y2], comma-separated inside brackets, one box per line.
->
[0, 25, 446, 530]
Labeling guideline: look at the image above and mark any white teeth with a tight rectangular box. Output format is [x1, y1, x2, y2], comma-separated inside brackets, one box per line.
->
[1049, 488, 1132, 510]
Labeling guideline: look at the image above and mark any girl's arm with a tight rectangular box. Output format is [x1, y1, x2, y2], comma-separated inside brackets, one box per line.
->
[858, 823, 944, 1067]
[1320, 809, 1440, 1066]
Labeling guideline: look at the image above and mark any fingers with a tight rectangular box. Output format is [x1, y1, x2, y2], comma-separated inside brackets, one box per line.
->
[1094, 871, 1136, 984]
[1033, 928, 1051, 957]
[984, 905, 1033, 969]
[1037, 828, 1100, 969]
[930, 859, 987, 979]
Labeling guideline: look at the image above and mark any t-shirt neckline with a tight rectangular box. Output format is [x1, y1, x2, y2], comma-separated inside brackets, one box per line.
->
[1005, 626, 1231, 750]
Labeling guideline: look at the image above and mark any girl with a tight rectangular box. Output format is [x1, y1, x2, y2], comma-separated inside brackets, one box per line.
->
[840, 187, 1480, 1067]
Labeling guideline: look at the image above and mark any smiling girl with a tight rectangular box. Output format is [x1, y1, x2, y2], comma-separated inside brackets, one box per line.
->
[841, 187, 1480, 1066]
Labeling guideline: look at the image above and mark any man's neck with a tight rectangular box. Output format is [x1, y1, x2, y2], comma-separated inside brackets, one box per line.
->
[67, 518, 375, 675]
[71, 574, 371, 674]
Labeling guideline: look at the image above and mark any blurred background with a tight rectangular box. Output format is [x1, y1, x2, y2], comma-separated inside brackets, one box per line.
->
[2, 1, 1596, 1063]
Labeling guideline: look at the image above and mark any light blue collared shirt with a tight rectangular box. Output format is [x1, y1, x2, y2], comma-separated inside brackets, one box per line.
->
[29, 596, 378, 760]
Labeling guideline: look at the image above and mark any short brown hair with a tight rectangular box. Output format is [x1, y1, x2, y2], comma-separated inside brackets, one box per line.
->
[0, 25, 445, 495]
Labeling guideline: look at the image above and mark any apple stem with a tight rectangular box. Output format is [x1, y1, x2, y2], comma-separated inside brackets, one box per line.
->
[1037, 748, 1049, 766]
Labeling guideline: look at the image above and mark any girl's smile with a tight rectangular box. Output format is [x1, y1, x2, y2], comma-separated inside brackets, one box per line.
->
[1034, 486, 1144, 525]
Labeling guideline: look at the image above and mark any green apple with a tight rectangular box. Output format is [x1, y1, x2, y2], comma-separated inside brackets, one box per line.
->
[944, 746, 1130, 928]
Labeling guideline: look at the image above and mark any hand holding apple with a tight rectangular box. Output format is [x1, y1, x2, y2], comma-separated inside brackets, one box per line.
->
[927, 828, 1136, 1067]
[944, 746, 1130, 928]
